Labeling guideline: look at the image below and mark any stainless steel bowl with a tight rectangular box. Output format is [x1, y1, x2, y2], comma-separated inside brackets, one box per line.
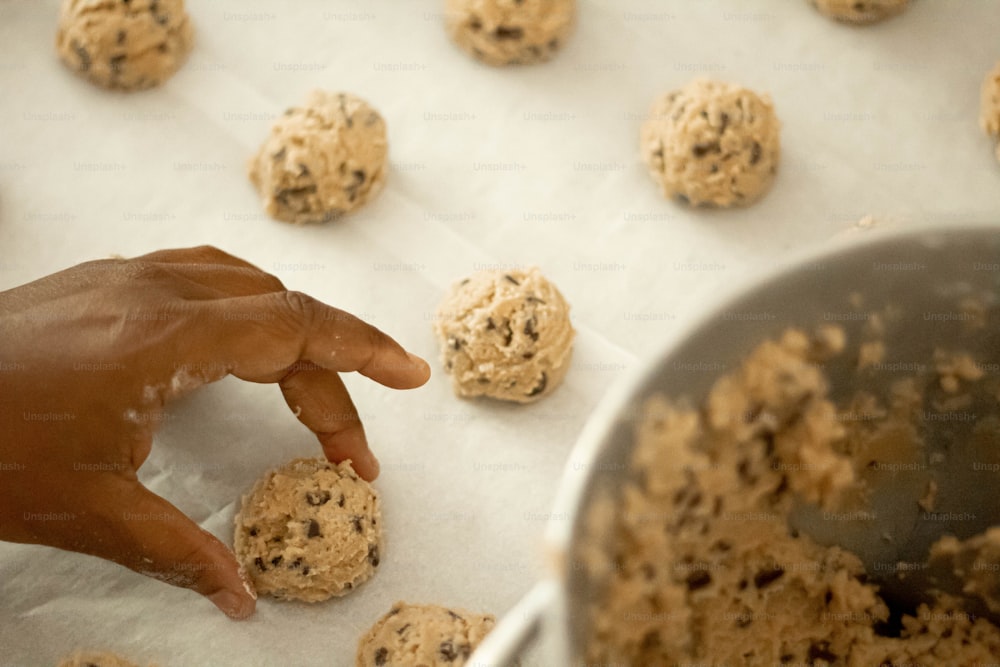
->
[471, 224, 1000, 665]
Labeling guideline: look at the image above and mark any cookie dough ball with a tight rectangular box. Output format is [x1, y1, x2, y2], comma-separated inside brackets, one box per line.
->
[57, 652, 141, 667]
[356, 602, 496, 667]
[434, 267, 574, 403]
[809, 0, 910, 24]
[55, 0, 193, 91]
[981, 62, 1000, 162]
[249, 90, 388, 224]
[444, 0, 575, 66]
[640, 79, 781, 208]
[233, 458, 382, 602]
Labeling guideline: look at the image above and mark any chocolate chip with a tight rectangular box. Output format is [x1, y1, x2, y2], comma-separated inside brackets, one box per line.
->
[494, 26, 523, 40]
[686, 570, 712, 591]
[503, 274, 520, 285]
[254, 557, 266, 572]
[501, 322, 514, 346]
[753, 567, 785, 588]
[289, 558, 303, 570]
[368, 544, 380, 567]
[808, 641, 838, 662]
[448, 336, 462, 351]
[527, 372, 548, 397]
[396, 623, 410, 635]
[439, 641, 459, 661]
[719, 112, 729, 134]
[352, 516, 363, 533]
[338, 93, 353, 128]
[157, 43, 168, 54]
[736, 458, 755, 484]
[522, 352, 535, 359]
[116, 30, 126, 45]
[525, 295, 546, 304]
[301, 565, 311, 575]
[486, 317, 496, 330]
[524, 316, 539, 342]
[353, 169, 366, 184]
[338, 493, 345, 507]
[248, 527, 258, 537]
[72, 40, 91, 72]
[469, 16, 482, 31]
[306, 490, 331, 506]
[692, 141, 719, 158]
[548, 38, 559, 50]
[374, 647, 388, 666]
[298, 163, 310, 177]
[750, 141, 762, 165]
[447, 610, 463, 621]
[307, 519, 321, 538]
[108, 54, 126, 75]
[271, 556, 283, 566]
[271, 147, 286, 161]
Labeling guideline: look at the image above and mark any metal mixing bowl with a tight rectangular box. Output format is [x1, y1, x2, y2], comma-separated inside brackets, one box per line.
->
[471, 224, 1000, 665]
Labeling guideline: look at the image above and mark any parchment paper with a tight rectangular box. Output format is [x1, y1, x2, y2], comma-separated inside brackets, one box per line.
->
[1, 0, 998, 665]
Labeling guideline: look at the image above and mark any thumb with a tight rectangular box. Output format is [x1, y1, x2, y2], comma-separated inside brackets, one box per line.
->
[95, 480, 257, 619]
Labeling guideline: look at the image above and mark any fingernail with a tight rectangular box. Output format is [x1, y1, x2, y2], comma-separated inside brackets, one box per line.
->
[210, 588, 255, 620]
[407, 352, 430, 374]
[363, 449, 380, 480]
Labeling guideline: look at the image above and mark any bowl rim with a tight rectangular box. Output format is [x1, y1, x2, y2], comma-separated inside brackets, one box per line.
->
[544, 220, 1000, 555]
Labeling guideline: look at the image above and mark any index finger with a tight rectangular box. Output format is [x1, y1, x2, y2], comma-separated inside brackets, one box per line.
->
[182, 290, 431, 388]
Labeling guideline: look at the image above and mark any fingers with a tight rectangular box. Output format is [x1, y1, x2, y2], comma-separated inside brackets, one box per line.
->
[83, 478, 256, 620]
[133, 246, 286, 299]
[189, 291, 431, 389]
[279, 364, 379, 480]
[132, 245, 264, 272]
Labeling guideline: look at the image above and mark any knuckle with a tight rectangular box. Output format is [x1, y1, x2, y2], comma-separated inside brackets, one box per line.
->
[282, 290, 318, 326]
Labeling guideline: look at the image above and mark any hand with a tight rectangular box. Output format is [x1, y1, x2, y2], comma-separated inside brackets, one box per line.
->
[0, 246, 430, 619]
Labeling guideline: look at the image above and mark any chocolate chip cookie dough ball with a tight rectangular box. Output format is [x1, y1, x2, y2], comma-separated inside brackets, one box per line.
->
[249, 90, 388, 224]
[55, 0, 193, 91]
[444, 0, 575, 66]
[356, 602, 496, 667]
[434, 267, 574, 403]
[809, 0, 911, 24]
[233, 458, 382, 603]
[57, 652, 142, 667]
[640, 79, 781, 208]
[981, 62, 1000, 162]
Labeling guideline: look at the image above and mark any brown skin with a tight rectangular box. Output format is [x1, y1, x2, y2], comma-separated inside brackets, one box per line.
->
[0, 246, 430, 619]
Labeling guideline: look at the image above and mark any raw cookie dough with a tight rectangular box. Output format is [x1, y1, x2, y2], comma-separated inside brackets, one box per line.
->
[57, 652, 142, 667]
[55, 0, 193, 91]
[248, 90, 388, 224]
[434, 267, 574, 403]
[981, 62, 1000, 162]
[583, 328, 1000, 665]
[640, 79, 780, 208]
[809, 0, 911, 24]
[444, 0, 575, 66]
[233, 458, 382, 602]
[356, 602, 496, 667]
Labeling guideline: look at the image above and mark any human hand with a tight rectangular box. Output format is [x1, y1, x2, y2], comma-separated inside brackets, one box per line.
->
[0, 246, 430, 619]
